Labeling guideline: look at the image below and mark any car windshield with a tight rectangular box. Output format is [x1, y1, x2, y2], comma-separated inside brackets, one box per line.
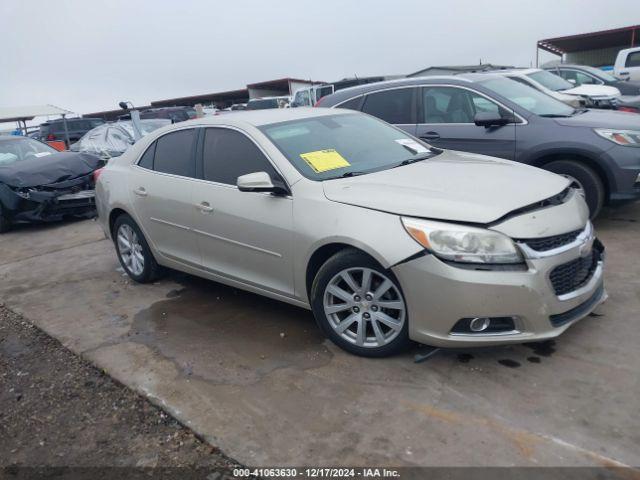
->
[259, 113, 438, 181]
[480, 77, 575, 117]
[0, 137, 56, 166]
[579, 66, 617, 82]
[526, 70, 574, 91]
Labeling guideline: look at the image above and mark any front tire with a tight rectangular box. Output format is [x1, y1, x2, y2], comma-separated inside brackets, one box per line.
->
[113, 214, 160, 283]
[310, 249, 410, 357]
[543, 160, 604, 219]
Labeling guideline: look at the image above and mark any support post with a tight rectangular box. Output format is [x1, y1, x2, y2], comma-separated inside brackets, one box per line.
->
[61, 114, 71, 149]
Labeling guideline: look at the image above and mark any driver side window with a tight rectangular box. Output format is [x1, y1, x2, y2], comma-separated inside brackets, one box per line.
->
[203, 128, 279, 185]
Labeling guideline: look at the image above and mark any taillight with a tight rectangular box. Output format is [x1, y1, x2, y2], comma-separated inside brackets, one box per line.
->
[93, 168, 104, 183]
[618, 106, 639, 113]
[47, 134, 55, 141]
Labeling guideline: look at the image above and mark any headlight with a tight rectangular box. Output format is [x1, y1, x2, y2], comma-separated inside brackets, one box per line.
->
[594, 128, 640, 147]
[401, 217, 523, 264]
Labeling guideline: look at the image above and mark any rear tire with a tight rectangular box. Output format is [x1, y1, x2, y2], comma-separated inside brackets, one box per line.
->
[543, 160, 604, 219]
[113, 214, 161, 283]
[0, 204, 11, 234]
[310, 249, 410, 357]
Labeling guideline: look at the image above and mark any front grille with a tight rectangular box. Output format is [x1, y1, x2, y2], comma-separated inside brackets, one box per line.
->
[549, 246, 602, 296]
[520, 229, 582, 252]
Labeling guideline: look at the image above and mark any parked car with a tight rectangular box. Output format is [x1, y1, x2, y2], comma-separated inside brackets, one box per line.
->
[490, 68, 621, 109]
[0, 136, 101, 232]
[614, 47, 640, 81]
[291, 85, 336, 107]
[39, 117, 105, 146]
[119, 107, 196, 123]
[316, 75, 640, 218]
[70, 119, 171, 160]
[245, 96, 290, 110]
[545, 64, 640, 96]
[96, 109, 605, 357]
[615, 95, 640, 114]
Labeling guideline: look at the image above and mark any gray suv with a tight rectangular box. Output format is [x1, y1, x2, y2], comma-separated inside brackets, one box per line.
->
[316, 75, 640, 217]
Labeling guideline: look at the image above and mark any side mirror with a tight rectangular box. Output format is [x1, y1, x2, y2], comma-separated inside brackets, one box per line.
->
[567, 78, 577, 85]
[237, 171, 288, 195]
[474, 112, 510, 128]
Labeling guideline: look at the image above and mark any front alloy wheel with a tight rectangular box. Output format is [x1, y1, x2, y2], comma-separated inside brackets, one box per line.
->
[324, 268, 406, 348]
[311, 249, 410, 357]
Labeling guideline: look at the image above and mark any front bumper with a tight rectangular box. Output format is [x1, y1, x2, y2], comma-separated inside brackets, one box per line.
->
[1, 187, 96, 223]
[392, 229, 606, 348]
[601, 145, 640, 204]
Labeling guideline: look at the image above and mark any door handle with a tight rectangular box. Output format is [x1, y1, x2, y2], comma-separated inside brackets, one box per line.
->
[133, 187, 147, 197]
[420, 131, 440, 140]
[197, 201, 214, 213]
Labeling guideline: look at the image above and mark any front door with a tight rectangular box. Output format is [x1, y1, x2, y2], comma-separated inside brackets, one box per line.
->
[416, 86, 517, 160]
[190, 127, 294, 296]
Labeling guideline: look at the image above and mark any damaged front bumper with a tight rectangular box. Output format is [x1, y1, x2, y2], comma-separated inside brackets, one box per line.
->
[0, 173, 97, 223]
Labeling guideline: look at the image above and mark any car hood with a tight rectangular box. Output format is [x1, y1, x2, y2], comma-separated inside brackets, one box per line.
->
[561, 85, 621, 97]
[322, 150, 569, 224]
[553, 108, 640, 129]
[0, 152, 102, 188]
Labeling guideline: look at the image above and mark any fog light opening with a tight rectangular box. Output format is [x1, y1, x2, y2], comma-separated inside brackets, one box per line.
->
[450, 316, 517, 335]
[469, 317, 490, 332]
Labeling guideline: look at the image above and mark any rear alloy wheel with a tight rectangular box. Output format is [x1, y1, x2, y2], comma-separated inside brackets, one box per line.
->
[311, 249, 409, 357]
[543, 160, 605, 219]
[113, 214, 160, 283]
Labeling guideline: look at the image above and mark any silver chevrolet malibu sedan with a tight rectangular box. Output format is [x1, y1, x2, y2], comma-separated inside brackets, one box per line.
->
[96, 108, 606, 357]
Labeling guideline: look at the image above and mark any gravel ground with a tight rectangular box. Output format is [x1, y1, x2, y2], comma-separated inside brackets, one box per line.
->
[0, 305, 240, 477]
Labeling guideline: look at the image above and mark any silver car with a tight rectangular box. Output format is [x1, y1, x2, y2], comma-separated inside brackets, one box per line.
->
[96, 108, 606, 357]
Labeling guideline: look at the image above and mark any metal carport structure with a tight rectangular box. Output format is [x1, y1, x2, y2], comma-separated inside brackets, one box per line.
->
[0, 104, 75, 145]
[537, 25, 640, 67]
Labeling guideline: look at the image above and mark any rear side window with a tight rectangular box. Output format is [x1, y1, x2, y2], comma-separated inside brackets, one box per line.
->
[203, 128, 278, 185]
[361, 88, 415, 124]
[626, 51, 640, 67]
[138, 142, 156, 170]
[336, 96, 363, 111]
[153, 129, 196, 177]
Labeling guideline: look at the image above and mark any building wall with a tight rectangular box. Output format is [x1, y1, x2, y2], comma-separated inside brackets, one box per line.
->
[566, 46, 622, 67]
[248, 87, 286, 99]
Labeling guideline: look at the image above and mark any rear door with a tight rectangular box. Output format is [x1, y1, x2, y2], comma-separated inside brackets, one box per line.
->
[129, 128, 201, 268]
[360, 87, 418, 135]
[190, 127, 294, 296]
[415, 85, 517, 160]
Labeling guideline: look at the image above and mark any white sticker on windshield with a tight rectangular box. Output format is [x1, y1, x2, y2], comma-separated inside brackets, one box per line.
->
[395, 138, 429, 154]
[34, 152, 52, 157]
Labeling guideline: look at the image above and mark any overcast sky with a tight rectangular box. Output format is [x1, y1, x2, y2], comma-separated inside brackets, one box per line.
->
[1, 0, 638, 119]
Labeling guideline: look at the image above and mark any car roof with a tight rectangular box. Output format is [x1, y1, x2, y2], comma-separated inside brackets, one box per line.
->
[166, 107, 352, 128]
[0, 136, 29, 142]
[488, 68, 539, 76]
[248, 96, 290, 101]
[317, 74, 510, 106]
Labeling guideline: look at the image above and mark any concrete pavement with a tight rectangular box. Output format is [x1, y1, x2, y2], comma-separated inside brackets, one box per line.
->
[0, 206, 638, 467]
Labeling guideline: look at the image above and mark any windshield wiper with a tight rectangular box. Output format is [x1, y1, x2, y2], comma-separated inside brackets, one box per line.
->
[396, 152, 434, 167]
[340, 171, 367, 178]
[538, 113, 572, 118]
